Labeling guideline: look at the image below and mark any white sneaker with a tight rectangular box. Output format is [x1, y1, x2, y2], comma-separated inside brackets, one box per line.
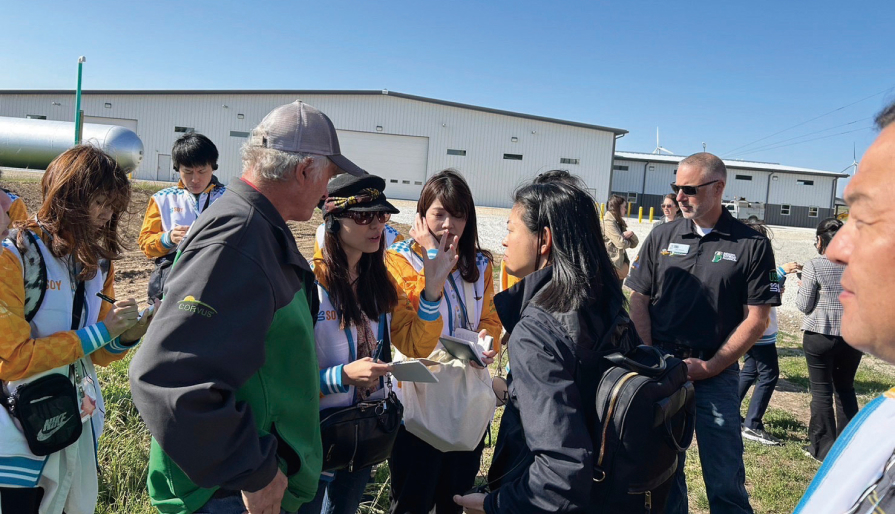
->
[742, 427, 782, 446]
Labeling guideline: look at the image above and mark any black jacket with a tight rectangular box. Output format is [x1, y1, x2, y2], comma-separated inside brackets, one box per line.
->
[485, 267, 633, 514]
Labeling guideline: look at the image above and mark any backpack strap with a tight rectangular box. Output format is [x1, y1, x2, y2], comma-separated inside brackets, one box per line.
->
[6, 229, 48, 323]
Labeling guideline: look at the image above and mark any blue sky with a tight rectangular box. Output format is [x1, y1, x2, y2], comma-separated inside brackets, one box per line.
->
[2, 0, 892, 193]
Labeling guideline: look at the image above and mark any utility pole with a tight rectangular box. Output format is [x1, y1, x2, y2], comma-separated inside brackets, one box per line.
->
[75, 56, 86, 144]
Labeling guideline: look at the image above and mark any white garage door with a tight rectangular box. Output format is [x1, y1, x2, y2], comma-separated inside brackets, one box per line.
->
[84, 116, 138, 133]
[335, 130, 428, 200]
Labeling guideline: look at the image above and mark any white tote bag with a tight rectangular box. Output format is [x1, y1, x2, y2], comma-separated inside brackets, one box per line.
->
[400, 349, 496, 452]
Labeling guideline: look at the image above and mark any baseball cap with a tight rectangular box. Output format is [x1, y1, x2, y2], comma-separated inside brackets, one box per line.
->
[249, 101, 367, 177]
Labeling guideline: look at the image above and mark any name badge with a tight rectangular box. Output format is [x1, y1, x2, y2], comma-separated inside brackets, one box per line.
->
[667, 243, 690, 255]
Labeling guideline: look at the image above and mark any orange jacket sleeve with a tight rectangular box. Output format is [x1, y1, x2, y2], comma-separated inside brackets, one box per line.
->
[387, 272, 443, 358]
[138, 197, 174, 259]
[477, 261, 503, 339]
[386, 249, 427, 309]
[8, 198, 28, 224]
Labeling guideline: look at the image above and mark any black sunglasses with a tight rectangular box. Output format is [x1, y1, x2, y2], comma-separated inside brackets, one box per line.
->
[338, 211, 391, 225]
[670, 180, 719, 196]
[661, 204, 675, 209]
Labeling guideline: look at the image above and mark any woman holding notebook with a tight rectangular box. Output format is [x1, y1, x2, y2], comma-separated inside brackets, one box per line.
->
[302, 173, 448, 514]
[387, 169, 502, 514]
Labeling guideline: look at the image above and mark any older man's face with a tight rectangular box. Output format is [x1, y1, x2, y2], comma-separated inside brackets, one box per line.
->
[827, 124, 895, 363]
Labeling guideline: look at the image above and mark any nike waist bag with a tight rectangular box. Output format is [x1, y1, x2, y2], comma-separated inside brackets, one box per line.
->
[6, 373, 82, 456]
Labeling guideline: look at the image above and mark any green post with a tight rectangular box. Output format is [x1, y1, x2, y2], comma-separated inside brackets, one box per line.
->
[74, 56, 86, 144]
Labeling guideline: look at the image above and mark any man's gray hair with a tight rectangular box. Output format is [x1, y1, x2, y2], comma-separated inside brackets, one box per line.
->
[875, 99, 895, 130]
[241, 143, 331, 182]
[680, 152, 727, 181]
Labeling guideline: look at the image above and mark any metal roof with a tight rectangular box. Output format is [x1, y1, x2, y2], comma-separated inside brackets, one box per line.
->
[0, 89, 628, 135]
[614, 151, 849, 178]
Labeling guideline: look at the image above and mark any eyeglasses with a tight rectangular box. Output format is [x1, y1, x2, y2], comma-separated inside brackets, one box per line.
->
[661, 204, 675, 209]
[338, 211, 391, 225]
[670, 180, 719, 196]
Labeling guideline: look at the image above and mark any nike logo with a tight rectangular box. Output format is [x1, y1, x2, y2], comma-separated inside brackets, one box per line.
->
[36, 413, 73, 442]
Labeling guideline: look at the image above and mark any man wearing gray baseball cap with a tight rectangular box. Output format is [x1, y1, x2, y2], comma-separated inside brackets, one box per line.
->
[131, 101, 366, 514]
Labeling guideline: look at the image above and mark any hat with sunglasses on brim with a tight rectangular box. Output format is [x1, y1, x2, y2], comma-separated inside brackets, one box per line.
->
[322, 174, 400, 218]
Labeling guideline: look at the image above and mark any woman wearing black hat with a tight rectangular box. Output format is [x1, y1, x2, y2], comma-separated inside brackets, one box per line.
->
[300, 174, 453, 514]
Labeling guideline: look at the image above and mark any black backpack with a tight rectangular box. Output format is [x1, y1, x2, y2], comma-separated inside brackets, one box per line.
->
[589, 344, 695, 513]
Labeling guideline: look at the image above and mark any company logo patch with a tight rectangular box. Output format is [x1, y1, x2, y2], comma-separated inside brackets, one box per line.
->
[769, 270, 779, 283]
[713, 251, 723, 263]
[177, 295, 218, 318]
[770, 283, 781, 293]
[631, 254, 641, 270]
[170, 207, 185, 214]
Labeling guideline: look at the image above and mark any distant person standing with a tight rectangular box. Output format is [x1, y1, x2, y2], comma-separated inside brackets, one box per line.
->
[737, 221, 802, 446]
[796, 217, 861, 462]
[651, 194, 680, 228]
[138, 133, 226, 301]
[602, 195, 639, 280]
[626, 152, 780, 514]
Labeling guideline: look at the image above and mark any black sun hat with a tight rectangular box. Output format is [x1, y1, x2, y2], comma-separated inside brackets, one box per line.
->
[322, 174, 400, 218]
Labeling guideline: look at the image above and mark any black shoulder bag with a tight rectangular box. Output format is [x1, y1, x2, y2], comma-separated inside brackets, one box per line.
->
[4, 278, 85, 456]
[318, 316, 403, 472]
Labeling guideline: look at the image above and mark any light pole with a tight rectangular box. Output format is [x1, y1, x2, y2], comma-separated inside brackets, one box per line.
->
[74, 56, 86, 144]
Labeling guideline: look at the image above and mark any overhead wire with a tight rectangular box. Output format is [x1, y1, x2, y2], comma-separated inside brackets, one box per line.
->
[731, 126, 874, 159]
[721, 85, 895, 156]
[726, 117, 871, 158]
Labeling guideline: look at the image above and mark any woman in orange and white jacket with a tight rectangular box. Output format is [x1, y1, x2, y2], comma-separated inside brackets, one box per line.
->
[386, 169, 502, 514]
[302, 173, 452, 514]
[0, 145, 157, 514]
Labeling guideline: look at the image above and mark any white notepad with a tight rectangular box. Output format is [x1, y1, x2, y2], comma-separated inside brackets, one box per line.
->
[390, 360, 439, 383]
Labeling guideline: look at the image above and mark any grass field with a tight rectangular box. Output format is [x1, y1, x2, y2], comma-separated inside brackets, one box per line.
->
[91, 329, 895, 514]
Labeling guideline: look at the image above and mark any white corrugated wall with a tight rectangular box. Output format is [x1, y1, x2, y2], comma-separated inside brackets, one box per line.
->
[0, 93, 618, 208]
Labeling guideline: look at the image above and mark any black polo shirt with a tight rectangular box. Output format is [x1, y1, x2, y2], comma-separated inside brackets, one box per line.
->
[625, 209, 781, 351]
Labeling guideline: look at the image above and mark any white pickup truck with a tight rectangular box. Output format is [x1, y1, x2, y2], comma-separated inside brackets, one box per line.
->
[723, 199, 765, 223]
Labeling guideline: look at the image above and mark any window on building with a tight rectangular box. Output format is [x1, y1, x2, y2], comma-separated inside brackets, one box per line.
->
[390, 179, 398, 183]
[174, 126, 195, 133]
[230, 131, 250, 138]
[735, 174, 753, 181]
[613, 165, 629, 171]
[447, 149, 466, 156]
[797, 179, 814, 186]
[26, 114, 47, 120]
[626, 192, 638, 204]
[503, 153, 523, 161]
[673, 168, 678, 175]
[781, 205, 791, 216]
[808, 207, 819, 217]
[560, 158, 580, 165]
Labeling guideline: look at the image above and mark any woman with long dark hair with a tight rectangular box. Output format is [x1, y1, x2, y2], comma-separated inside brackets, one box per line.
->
[300, 174, 449, 514]
[0, 145, 156, 514]
[455, 179, 628, 513]
[797, 217, 862, 461]
[387, 169, 502, 514]
[602, 194, 639, 280]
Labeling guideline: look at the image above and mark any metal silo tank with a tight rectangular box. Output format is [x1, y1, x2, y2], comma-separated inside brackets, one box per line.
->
[0, 116, 144, 172]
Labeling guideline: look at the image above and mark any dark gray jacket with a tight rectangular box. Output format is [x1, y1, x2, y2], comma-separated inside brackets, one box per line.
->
[485, 267, 634, 514]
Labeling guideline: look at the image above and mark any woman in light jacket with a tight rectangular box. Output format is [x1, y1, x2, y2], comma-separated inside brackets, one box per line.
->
[300, 174, 450, 514]
[387, 169, 502, 514]
[602, 194, 639, 280]
[0, 145, 156, 514]
[797, 217, 862, 462]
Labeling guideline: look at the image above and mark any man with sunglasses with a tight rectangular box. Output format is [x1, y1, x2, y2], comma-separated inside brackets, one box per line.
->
[626, 152, 780, 514]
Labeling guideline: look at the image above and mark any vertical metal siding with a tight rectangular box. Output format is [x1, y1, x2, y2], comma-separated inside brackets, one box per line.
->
[0, 93, 616, 209]
[725, 168, 770, 202]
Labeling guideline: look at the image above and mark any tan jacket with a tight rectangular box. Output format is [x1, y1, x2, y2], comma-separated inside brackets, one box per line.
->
[602, 212, 639, 269]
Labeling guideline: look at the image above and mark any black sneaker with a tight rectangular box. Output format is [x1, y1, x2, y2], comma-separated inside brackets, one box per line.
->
[742, 427, 782, 446]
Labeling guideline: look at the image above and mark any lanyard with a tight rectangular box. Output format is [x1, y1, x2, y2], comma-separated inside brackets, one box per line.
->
[446, 273, 472, 332]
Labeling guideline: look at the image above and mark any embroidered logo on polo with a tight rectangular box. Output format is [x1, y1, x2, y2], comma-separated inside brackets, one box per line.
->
[177, 295, 218, 318]
[712, 251, 738, 263]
